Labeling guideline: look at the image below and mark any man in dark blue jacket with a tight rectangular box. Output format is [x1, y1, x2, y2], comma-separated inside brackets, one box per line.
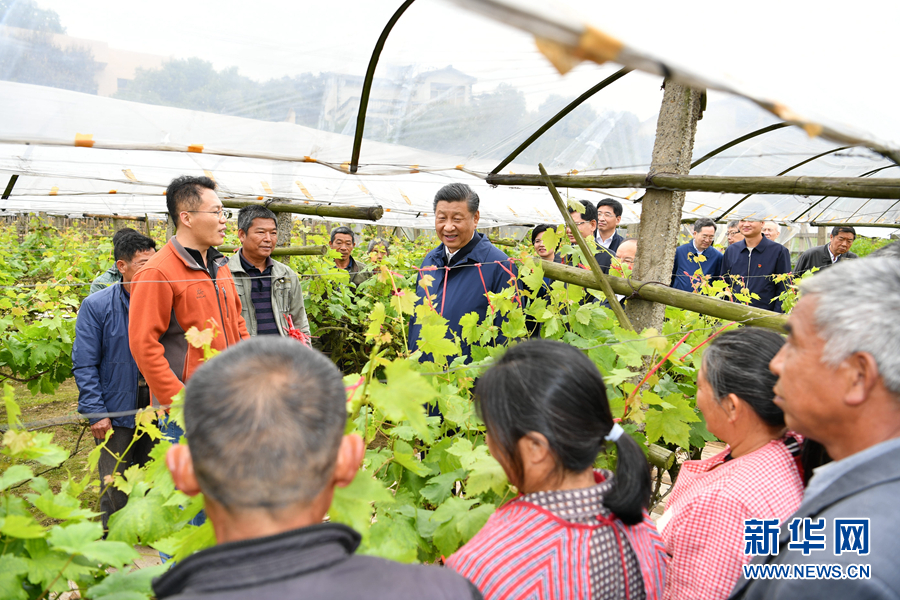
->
[721, 217, 792, 313]
[73, 231, 157, 530]
[671, 218, 723, 292]
[408, 183, 516, 362]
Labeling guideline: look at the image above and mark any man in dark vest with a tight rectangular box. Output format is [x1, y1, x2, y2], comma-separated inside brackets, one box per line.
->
[154, 338, 482, 600]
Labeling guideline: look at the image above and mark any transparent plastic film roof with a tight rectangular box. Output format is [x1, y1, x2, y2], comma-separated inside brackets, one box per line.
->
[1, 0, 898, 233]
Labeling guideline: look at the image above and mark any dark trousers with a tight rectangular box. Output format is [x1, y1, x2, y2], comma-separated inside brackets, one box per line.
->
[95, 426, 157, 531]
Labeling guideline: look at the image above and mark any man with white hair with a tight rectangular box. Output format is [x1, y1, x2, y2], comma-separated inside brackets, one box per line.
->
[730, 256, 900, 599]
[762, 221, 781, 242]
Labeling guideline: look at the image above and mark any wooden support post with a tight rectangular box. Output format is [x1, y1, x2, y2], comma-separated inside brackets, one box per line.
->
[629, 81, 703, 332]
[275, 211, 292, 264]
[539, 163, 634, 331]
[817, 226, 827, 246]
[166, 217, 175, 241]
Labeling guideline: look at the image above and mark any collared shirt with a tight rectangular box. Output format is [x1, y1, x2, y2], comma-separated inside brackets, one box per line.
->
[659, 437, 804, 600]
[445, 234, 475, 263]
[597, 230, 616, 248]
[804, 436, 900, 505]
[239, 251, 278, 336]
[827, 245, 840, 263]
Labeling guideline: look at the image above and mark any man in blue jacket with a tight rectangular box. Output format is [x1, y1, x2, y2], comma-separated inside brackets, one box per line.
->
[408, 183, 516, 362]
[73, 231, 157, 530]
[721, 217, 792, 313]
[671, 218, 723, 292]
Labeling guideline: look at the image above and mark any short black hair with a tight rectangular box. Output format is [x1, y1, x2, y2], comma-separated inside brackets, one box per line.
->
[111, 228, 138, 245]
[166, 175, 217, 229]
[475, 339, 651, 525]
[238, 205, 277, 234]
[831, 226, 856, 238]
[330, 226, 355, 244]
[433, 183, 479, 215]
[531, 224, 553, 245]
[596, 198, 623, 218]
[569, 200, 598, 225]
[693, 218, 717, 233]
[114, 231, 156, 262]
[184, 337, 347, 510]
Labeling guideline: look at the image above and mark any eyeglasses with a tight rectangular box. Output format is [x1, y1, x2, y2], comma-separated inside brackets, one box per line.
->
[186, 208, 232, 219]
[569, 221, 593, 227]
[597, 211, 617, 219]
[726, 231, 740, 237]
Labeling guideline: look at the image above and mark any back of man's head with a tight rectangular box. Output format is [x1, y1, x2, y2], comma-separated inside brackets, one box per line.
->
[183, 337, 347, 510]
[114, 231, 157, 262]
[166, 175, 217, 229]
[800, 256, 900, 396]
[870, 240, 900, 259]
[112, 227, 138, 246]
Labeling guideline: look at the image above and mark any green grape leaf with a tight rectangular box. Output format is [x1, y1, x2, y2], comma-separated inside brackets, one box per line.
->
[362, 512, 420, 563]
[0, 555, 28, 600]
[392, 440, 433, 477]
[456, 503, 495, 543]
[0, 514, 46, 539]
[0, 464, 32, 491]
[107, 488, 182, 546]
[86, 564, 168, 600]
[368, 360, 436, 442]
[328, 470, 394, 537]
[48, 521, 139, 567]
[459, 312, 481, 345]
[419, 469, 467, 506]
[152, 520, 216, 563]
[464, 447, 508, 497]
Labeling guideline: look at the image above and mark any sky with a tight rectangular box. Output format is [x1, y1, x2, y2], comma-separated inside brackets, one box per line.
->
[31, 0, 900, 148]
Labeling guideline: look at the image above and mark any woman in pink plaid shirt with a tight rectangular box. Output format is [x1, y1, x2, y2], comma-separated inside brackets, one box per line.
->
[658, 328, 812, 600]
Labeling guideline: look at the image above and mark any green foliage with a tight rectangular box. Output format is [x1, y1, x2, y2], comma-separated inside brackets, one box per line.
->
[849, 235, 893, 257]
[0, 219, 782, 591]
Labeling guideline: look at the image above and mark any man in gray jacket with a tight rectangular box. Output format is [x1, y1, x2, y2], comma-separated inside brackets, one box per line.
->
[730, 256, 900, 599]
[227, 205, 309, 338]
[154, 338, 481, 600]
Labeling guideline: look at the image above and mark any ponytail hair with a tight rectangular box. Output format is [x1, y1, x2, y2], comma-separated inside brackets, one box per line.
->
[474, 339, 651, 525]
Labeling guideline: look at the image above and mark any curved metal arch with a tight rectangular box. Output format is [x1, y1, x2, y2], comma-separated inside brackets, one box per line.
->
[489, 67, 631, 175]
[350, 0, 417, 174]
[690, 122, 791, 171]
[797, 163, 900, 222]
[714, 145, 854, 221]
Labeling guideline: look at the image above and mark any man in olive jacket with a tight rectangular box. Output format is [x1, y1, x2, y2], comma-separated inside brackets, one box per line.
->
[227, 205, 309, 337]
[154, 338, 481, 600]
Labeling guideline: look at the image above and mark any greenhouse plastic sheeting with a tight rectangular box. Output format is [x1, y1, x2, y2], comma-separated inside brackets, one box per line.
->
[0, 0, 898, 229]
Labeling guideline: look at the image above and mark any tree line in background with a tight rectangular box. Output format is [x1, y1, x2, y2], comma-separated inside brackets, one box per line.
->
[0, 1, 646, 167]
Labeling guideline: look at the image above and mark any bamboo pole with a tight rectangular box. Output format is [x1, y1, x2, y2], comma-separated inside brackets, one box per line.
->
[649, 444, 676, 470]
[539, 163, 634, 331]
[541, 260, 787, 331]
[485, 173, 900, 200]
[489, 236, 517, 247]
[83, 213, 148, 221]
[809, 221, 900, 228]
[221, 199, 384, 222]
[217, 245, 327, 256]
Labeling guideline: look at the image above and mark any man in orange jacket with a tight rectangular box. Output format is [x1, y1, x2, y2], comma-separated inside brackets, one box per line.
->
[129, 175, 250, 413]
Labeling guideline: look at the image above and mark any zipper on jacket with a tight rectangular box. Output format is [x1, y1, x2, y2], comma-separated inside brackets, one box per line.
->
[213, 281, 231, 347]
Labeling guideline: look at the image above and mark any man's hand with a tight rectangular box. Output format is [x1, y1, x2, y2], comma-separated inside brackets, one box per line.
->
[91, 418, 112, 440]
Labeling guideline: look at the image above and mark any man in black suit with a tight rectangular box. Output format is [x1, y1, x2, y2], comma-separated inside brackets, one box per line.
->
[794, 226, 857, 277]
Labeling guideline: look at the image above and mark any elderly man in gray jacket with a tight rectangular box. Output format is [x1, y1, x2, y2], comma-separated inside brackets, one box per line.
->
[227, 205, 309, 338]
[730, 256, 900, 599]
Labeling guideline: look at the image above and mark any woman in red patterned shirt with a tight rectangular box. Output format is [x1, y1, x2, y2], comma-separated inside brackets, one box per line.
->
[658, 328, 806, 600]
[446, 339, 668, 600]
